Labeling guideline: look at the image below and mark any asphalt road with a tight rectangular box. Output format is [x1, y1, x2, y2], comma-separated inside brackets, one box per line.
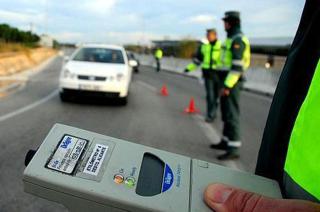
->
[0, 55, 273, 212]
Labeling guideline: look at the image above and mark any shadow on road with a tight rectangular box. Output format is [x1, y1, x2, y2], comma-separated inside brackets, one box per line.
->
[60, 96, 128, 107]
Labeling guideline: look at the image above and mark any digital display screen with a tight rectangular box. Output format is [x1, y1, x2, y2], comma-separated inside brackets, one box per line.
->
[136, 153, 165, 196]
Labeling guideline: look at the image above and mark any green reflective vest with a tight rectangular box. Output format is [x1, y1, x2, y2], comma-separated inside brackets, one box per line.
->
[186, 41, 222, 72]
[155, 49, 163, 59]
[222, 34, 250, 70]
[222, 34, 251, 88]
[284, 58, 320, 200]
[201, 40, 222, 70]
[186, 63, 198, 72]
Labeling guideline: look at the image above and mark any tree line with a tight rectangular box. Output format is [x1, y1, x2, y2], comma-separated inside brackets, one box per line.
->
[125, 40, 199, 59]
[0, 24, 40, 44]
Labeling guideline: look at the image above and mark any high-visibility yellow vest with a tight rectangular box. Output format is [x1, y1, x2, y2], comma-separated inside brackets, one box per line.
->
[222, 34, 250, 70]
[285, 58, 320, 200]
[201, 40, 222, 70]
[222, 34, 251, 88]
[186, 41, 222, 72]
[155, 49, 163, 59]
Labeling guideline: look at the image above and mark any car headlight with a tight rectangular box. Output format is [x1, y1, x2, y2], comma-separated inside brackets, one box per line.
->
[116, 73, 125, 81]
[129, 60, 138, 67]
[63, 69, 76, 79]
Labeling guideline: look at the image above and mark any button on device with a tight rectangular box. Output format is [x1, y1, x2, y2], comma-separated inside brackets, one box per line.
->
[197, 160, 209, 168]
[125, 177, 136, 188]
[113, 174, 124, 184]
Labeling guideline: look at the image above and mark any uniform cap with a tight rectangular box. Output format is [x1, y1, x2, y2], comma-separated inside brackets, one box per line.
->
[222, 11, 240, 20]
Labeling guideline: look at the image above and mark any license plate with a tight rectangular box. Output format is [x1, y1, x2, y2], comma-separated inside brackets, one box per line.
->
[79, 84, 101, 91]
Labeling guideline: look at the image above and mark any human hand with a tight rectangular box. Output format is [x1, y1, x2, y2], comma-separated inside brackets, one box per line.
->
[204, 183, 320, 212]
[220, 88, 230, 96]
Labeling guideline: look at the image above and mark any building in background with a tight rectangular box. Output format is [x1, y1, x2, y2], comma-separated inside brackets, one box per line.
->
[39, 34, 54, 48]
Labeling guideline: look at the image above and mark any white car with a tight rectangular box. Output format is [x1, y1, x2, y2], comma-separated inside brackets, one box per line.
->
[59, 44, 137, 105]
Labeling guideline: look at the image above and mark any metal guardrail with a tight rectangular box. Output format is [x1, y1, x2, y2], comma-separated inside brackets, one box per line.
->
[136, 54, 283, 96]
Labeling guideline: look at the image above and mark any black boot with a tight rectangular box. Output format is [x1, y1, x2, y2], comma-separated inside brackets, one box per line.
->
[209, 140, 229, 150]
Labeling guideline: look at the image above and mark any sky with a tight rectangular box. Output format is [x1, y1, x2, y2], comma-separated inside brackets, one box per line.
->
[0, 0, 305, 45]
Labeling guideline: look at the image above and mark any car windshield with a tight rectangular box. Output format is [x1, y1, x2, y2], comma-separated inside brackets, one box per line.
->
[72, 48, 125, 64]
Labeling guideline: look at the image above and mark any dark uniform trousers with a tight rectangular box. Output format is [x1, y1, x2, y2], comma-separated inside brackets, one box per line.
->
[221, 80, 242, 141]
[156, 58, 161, 72]
[203, 69, 220, 119]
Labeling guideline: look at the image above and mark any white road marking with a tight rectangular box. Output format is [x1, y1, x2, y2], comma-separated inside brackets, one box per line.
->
[136, 80, 157, 92]
[0, 89, 58, 122]
[193, 114, 220, 144]
[193, 114, 247, 171]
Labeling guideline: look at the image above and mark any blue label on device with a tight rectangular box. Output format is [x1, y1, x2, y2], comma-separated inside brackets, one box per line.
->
[162, 164, 174, 192]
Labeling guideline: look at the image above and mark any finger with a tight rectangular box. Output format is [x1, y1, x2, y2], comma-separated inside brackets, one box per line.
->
[204, 183, 320, 212]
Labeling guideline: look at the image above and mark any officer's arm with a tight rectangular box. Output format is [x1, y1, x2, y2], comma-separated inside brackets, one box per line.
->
[186, 45, 203, 72]
[224, 38, 246, 88]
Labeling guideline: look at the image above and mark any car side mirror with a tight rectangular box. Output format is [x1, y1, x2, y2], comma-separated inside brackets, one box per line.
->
[129, 60, 138, 67]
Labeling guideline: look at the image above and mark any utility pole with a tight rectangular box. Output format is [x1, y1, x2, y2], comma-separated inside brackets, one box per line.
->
[44, 0, 49, 34]
[29, 22, 34, 33]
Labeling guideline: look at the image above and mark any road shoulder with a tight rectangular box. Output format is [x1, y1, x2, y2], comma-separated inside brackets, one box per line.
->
[0, 55, 58, 97]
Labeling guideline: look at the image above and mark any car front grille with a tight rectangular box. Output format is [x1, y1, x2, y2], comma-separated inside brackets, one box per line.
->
[78, 75, 107, 81]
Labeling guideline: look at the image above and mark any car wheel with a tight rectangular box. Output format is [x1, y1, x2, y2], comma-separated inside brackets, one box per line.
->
[59, 92, 69, 102]
[119, 96, 128, 105]
[134, 68, 139, 73]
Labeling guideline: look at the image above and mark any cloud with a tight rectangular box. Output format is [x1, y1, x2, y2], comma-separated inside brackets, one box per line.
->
[245, 5, 299, 25]
[51, 30, 162, 45]
[244, 4, 302, 37]
[185, 14, 216, 24]
[19, 0, 46, 4]
[0, 9, 45, 25]
[52, 32, 84, 43]
[81, 0, 117, 15]
[0, 0, 305, 43]
[104, 31, 164, 45]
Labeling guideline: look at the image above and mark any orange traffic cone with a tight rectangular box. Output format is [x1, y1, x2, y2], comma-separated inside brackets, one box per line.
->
[184, 97, 200, 113]
[160, 84, 169, 96]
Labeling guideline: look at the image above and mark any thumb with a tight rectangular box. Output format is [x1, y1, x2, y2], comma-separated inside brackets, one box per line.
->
[204, 183, 320, 212]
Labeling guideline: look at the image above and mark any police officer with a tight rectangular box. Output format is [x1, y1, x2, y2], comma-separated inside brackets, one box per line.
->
[210, 11, 251, 160]
[185, 28, 222, 122]
[204, 1, 320, 210]
[154, 48, 163, 72]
